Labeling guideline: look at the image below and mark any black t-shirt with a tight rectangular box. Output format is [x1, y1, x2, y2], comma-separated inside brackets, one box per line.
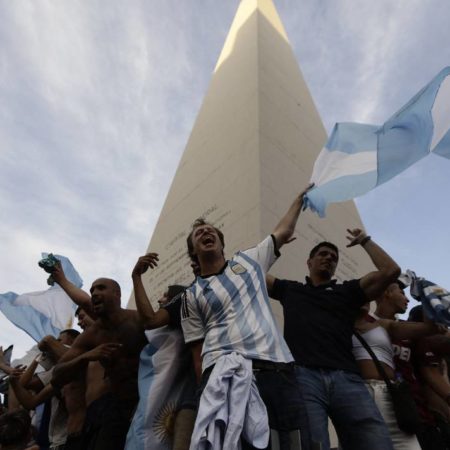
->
[272, 277, 366, 373]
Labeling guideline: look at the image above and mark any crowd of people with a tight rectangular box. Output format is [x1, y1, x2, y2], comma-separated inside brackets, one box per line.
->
[2, 186, 450, 450]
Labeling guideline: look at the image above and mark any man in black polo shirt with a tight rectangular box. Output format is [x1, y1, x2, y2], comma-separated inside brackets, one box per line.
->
[267, 228, 399, 450]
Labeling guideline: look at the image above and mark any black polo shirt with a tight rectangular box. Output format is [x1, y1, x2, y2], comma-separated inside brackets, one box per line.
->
[272, 277, 367, 373]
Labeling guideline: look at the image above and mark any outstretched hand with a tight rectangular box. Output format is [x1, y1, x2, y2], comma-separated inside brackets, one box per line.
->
[346, 228, 368, 247]
[132, 253, 159, 277]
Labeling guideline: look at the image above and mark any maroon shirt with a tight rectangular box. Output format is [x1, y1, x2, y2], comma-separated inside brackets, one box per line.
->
[367, 314, 435, 424]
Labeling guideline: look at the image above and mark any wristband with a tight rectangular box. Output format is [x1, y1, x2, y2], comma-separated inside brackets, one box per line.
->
[360, 236, 371, 247]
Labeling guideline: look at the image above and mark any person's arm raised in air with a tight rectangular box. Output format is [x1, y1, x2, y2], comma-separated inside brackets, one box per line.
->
[346, 228, 401, 300]
[52, 329, 121, 388]
[9, 368, 54, 410]
[18, 357, 40, 389]
[52, 262, 93, 316]
[272, 184, 313, 250]
[132, 253, 170, 329]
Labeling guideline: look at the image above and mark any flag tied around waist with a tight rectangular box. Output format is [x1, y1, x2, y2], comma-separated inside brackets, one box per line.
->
[0, 254, 82, 342]
[305, 67, 450, 217]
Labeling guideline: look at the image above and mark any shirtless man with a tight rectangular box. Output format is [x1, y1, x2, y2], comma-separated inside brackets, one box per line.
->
[53, 266, 111, 407]
[53, 266, 111, 432]
[52, 278, 147, 450]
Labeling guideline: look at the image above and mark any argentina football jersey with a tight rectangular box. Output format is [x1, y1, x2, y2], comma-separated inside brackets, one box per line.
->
[181, 235, 293, 371]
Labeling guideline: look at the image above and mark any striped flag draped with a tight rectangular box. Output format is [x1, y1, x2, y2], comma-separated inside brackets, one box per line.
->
[125, 327, 192, 450]
[305, 67, 450, 217]
[408, 270, 450, 327]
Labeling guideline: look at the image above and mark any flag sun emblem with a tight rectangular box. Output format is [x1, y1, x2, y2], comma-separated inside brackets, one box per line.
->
[153, 401, 178, 443]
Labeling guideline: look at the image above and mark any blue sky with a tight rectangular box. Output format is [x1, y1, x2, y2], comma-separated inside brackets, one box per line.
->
[1, 0, 450, 358]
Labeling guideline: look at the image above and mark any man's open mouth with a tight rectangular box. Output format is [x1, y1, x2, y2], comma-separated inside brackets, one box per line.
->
[202, 236, 215, 245]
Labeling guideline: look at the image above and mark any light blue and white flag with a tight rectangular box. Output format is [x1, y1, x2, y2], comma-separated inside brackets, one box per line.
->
[126, 327, 192, 450]
[305, 67, 450, 216]
[0, 254, 82, 342]
[408, 270, 450, 327]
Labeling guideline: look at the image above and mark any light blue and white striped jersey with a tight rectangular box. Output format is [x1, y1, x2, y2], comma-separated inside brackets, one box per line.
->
[181, 235, 293, 372]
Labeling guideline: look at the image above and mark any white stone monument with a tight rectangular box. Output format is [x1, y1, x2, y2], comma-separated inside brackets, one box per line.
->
[129, 0, 373, 319]
[131, 2, 374, 446]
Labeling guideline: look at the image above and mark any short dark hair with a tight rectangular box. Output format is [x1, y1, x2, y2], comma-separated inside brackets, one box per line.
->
[309, 241, 339, 260]
[186, 218, 225, 260]
[60, 329, 81, 340]
[0, 409, 31, 446]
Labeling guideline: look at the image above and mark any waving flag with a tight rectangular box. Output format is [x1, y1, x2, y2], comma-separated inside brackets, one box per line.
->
[0, 254, 82, 342]
[126, 327, 192, 450]
[408, 270, 450, 327]
[305, 67, 450, 216]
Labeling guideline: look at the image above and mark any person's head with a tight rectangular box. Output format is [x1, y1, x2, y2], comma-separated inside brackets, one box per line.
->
[307, 242, 339, 281]
[90, 278, 121, 317]
[58, 329, 80, 346]
[75, 306, 95, 330]
[186, 218, 225, 263]
[408, 305, 424, 322]
[0, 409, 32, 448]
[375, 282, 409, 315]
[157, 284, 186, 307]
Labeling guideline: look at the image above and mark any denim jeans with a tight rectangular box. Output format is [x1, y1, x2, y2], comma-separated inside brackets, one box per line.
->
[295, 366, 394, 450]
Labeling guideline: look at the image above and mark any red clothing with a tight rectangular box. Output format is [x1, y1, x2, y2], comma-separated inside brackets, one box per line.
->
[366, 314, 435, 424]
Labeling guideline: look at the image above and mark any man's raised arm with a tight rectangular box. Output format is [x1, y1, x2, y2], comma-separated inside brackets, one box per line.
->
[346, 228, 401, 300]
[132, 253, 170, 329]
[272, 184, 313, 249]
[52, 262, 92, 315]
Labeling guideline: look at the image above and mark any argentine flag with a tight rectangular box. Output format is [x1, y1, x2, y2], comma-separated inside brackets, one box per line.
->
[305, 67, 450, 216]
[0, 254, 82, 342]
[126, 327, 192, 450]
[408, 270, 450, 327]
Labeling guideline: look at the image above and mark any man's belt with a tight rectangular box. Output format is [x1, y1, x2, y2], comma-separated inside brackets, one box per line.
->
[252, 359, 294, 372]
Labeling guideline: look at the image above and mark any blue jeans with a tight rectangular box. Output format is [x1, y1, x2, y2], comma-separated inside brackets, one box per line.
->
[295, 366, 393, 450]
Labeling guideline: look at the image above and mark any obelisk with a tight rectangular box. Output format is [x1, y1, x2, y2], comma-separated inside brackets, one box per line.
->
[129, 0, 372, 316]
